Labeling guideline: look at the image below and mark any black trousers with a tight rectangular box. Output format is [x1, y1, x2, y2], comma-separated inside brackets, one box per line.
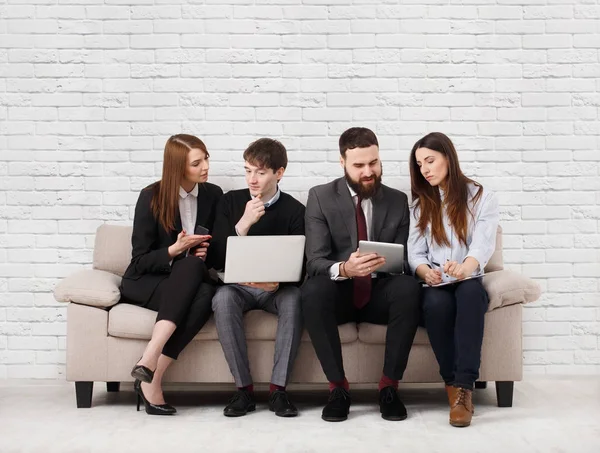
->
[301, 274, 421, 383]
[121, 256, 215, 360]
[420, 278, 489, 390]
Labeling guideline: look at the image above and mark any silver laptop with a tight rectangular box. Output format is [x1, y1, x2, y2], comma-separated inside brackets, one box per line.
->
[218, 235, 306, 283]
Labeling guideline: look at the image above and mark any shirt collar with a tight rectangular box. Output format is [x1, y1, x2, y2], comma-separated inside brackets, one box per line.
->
[252, 186, 281, 208]
[346, 183, 357, 199]
[179, 184, 198, 199]
[348, 183, 371, 203]
[438, 186, 447, 205]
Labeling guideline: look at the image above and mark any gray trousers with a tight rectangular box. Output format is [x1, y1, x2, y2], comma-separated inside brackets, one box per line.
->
[212, 284, 303, 388]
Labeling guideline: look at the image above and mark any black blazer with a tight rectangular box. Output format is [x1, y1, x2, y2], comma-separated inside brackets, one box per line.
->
[305, 177, 411, 277]
[120, 181, 223, 305]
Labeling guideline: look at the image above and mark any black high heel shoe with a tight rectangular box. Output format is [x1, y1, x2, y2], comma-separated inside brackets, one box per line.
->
[134, 379, 177, 416]
[130, 357, 154, 383]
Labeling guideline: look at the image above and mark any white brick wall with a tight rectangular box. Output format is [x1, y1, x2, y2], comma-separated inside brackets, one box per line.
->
[1, 1, 599, 379]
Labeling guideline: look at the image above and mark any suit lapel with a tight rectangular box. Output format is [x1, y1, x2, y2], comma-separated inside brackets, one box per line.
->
[334, 178, 358, 249]
[371, 187, 388, 242]
[168, 186, 184, 242]
[171, 206, 182, 242]
[195, 186, 207, 230]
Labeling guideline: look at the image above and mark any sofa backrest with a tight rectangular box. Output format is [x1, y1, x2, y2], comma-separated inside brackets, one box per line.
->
[485, 225, 503, 272]
[93, 224, 133, 277]
[92, 224, 504, 276]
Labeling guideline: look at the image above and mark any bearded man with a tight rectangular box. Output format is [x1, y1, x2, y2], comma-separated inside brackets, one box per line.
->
[301, 127, 421, 423]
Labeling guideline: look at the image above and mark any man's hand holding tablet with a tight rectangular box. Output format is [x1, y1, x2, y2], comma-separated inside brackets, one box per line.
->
[357, 241, 405, 274]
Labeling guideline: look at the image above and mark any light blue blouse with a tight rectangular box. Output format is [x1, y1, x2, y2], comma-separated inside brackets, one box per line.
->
[408, 183, 499, 283]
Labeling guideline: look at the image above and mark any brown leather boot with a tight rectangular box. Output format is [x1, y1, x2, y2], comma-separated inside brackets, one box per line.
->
[446, 385, 475, 413]
[445, 385, 458, 406]
[448, 387, 474, 427]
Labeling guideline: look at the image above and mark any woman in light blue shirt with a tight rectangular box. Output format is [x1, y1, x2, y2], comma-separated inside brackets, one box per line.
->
[407, 132, 499, 428]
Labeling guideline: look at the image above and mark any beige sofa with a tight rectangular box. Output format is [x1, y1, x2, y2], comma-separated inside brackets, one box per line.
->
[54, 224, 540, 409]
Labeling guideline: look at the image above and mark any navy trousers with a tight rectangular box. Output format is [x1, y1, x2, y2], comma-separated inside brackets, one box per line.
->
[421, 278, 489, 390]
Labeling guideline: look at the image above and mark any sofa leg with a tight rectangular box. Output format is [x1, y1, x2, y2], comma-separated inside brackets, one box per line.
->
[106, 382, 120, 392]
[475, 381, 487, 389]
[75, 382, 94, 408]
[495, 381, 514, 407]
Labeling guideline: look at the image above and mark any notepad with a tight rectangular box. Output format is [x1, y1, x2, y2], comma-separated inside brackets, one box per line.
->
[429, 273, 484, 288]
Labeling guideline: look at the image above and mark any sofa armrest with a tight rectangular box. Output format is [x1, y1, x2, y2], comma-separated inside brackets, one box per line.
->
[53, 269, 122, 308]
[483, 269, 541, 312]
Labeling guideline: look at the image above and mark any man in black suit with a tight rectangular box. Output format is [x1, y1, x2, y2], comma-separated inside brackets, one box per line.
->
[301, 127, 421, 422]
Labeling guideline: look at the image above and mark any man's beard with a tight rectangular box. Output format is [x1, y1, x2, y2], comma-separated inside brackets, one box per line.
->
[344, 167, 383, 200]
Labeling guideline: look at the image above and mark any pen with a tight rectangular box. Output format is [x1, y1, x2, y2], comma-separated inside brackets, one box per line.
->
[431, 260, 449, 276]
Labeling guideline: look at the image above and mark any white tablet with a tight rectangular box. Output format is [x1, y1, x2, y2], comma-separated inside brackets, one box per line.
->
[358, 240, 404, 274]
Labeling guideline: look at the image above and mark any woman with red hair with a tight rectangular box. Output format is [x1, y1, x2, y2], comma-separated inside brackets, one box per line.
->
[120, 134, 222, 415]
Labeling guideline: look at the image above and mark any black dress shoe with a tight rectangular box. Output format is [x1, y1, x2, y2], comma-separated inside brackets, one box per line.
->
[322, 387, 351, 422]
[379, 386, 407, 421]
[134, 380, 176, 416]
[223, 389, 256, 417]
[268, 390, 298, 417]
[131, 357, 154, 384]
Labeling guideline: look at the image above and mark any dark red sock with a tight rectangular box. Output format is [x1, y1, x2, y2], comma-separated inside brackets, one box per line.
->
[378, 374, 398, 391]
[329, 378, 349, 392]
[269, 383, 285, 394]
[239, 384, 254, 393]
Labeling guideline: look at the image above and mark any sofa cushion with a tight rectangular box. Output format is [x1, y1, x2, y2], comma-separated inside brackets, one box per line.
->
[483, 269, 541, 311]
[54, 269, 122, 308]
[358, 324, 431, 345]
[93, 224, 133, 277]
[108, 303, 358, 344]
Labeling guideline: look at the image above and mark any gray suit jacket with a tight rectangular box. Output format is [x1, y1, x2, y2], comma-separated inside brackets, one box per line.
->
[305, 177, 411, 277]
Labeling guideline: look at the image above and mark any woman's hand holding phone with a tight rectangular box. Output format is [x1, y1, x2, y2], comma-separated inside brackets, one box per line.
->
[190, 225, 211, 260]
[168, 229, 212, 258]
[191, 240, 211, 260]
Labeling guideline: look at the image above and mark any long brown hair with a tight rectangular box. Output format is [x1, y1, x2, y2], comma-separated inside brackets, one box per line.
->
[409, 132, 482, 247]
[150, 134, 209, 232]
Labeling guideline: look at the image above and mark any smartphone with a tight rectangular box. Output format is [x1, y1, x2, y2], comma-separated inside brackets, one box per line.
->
[194, 225, 210, 236]
[190, 225, 211, 255]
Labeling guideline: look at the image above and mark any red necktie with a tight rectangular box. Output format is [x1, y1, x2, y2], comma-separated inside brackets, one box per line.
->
[353, 196, 371, 309]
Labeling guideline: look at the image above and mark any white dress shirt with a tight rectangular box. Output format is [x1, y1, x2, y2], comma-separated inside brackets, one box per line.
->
[174, 184, 199, 263]
[179, 183, 199, 235]
[408, 183, 499, 283]
[329, 184, 374, 281]
[257, 187, 281, 208]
